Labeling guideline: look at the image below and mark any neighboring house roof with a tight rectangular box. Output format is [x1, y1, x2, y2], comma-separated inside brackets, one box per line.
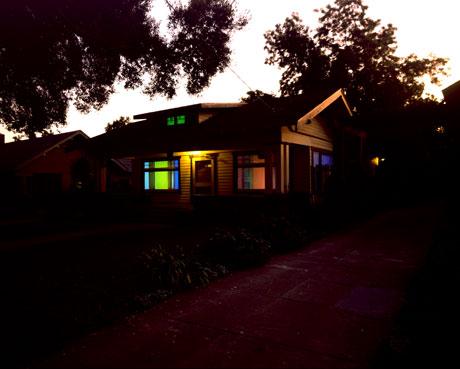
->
[443, 80, 460, 108]
[90, 89, 354, 157]
[0, 130, 88, 172]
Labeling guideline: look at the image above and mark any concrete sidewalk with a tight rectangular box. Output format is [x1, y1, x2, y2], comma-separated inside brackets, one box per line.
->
[36, 206, 439, 368]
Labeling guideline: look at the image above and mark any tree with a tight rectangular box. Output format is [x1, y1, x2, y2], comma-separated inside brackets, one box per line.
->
[264, 0, 448, 116]
[105, 116, 131, 132]
[0, 0, 247, 138]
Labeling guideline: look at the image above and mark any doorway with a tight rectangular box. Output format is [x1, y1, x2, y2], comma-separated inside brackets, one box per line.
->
[194, 159, 213, 194]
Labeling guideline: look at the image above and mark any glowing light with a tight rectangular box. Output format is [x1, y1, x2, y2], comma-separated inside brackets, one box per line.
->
[371, 157, 380, 166]
[184, 151, 203, 157]
[435, 126, 445, 134]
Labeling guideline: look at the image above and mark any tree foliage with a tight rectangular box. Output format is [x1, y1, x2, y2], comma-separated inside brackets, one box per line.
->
[0, 0, 247, 137]
[105, 116, 131, 132]
[264, 0, 448, 116]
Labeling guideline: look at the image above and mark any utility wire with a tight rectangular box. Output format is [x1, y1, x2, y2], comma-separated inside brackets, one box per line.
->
[162, 0, 276, 112]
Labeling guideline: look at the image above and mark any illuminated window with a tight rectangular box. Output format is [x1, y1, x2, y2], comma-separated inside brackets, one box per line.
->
[236, 154, 266, 190]
[166, 117, 175, 126]
[311, 150, 333, 194]
[144, 159, 180, 191]
[166, 115, 186, 126]
[177, 115, 186, 125]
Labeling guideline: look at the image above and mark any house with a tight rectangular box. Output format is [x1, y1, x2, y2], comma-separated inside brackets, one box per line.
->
[443, 80, 460, 108]
[443, 80, 460, 137]
[0, 131, 93, 195]
[90, 89, 366, 208]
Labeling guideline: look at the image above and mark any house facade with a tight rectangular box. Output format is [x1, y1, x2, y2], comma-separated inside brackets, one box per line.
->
[0, 131, 93, 195]
[91, 89, 365, 208]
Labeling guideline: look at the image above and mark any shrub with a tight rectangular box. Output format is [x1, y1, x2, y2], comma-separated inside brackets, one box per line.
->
[254, 215, 311, 253]
[201, 228, 271, 269]
[138, 244, 228, 293]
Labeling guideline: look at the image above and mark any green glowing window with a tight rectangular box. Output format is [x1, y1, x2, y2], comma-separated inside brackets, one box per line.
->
[144, 159, 180, 191]
[166, 116, 175, 126]
[166, 115, 186, 126]
[176, 115, 186, 125]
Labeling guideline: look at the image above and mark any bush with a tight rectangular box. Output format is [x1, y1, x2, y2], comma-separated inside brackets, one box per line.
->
[254, 215, 311, 253]
[138, 244, 228, 293]
[201, 228, 272, 269]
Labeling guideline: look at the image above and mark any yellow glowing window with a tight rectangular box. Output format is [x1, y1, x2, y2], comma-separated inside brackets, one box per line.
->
[144, 160, 179, 191]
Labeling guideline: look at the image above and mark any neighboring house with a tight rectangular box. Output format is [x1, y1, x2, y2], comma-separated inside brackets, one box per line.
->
[0, 131, 92, 195]
[91, 89, 366, 208]
[443, 80, 460, 136]
[443, 80, 460, 108]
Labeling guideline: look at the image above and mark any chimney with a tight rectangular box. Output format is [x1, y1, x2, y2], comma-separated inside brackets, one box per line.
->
[0, 133, 4, 144]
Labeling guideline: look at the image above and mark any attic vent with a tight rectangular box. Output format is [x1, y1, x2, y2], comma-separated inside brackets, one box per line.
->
[166, 115, 186, 126]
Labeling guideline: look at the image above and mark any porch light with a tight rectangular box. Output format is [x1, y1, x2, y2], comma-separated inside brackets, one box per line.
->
[371, 157, 380, 167]
[188, 151, 202, 157]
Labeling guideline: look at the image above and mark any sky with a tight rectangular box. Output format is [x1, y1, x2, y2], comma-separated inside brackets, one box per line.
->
[2, 0, 459, 142]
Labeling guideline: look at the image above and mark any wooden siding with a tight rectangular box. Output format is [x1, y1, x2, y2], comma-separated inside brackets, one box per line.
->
[296, 116, 331, 141]
[216, 152, 234, 195]
[178, 155, 192, 206]
[137, 146, 282, 207]
[281, 125, 333, 151]
[198, 113, 214, 124]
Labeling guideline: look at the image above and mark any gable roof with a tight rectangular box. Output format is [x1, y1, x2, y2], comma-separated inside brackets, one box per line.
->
[298, 89, 352, 124]
[0, 131, 88, 172]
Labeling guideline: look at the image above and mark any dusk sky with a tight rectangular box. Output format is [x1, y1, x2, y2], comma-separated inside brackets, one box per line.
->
[1, 0, 458, 141]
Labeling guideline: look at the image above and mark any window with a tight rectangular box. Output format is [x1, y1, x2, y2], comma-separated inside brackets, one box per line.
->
[176, 115, 186, 125]
[236, 154, 266, 190]
[144, 159, 180, 191]
[166, 115, 186, 126]
[311, 150, 333, 194]
[166, 116, 175, 126]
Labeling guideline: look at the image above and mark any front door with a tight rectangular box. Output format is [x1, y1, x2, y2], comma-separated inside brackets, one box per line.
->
[194, 159, 213, 194]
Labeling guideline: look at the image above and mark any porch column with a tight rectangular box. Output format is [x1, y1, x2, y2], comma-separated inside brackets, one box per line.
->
[280, 144, 290, 194]
[209, 153, 219, 195]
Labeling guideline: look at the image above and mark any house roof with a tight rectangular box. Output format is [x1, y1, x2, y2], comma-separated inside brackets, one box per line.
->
[443, 80, 460, 108]
[133, 103, 244, 121]
[90, 89, 354, 157]
[0, 130, 88, 172]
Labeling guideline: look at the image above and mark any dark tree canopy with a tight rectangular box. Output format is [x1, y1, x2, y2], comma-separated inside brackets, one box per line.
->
[264, 0, 448, 116]
[105, 116, 131, 132]
[0, 0, 247, 137]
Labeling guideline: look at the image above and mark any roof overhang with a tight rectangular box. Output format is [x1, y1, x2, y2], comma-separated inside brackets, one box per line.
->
[297, 89, 353, 125]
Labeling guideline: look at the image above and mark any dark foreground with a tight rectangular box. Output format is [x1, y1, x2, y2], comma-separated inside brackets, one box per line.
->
[34, 205, 440, 368]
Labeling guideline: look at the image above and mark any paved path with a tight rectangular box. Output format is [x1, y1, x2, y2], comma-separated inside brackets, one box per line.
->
[36, 205, 440, 368]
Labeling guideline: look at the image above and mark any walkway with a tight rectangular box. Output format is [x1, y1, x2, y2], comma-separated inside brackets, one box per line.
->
[37, 205, 440, 368]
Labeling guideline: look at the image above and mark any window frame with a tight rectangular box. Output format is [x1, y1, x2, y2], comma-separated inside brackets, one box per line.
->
[310, 149, 333, 195]
[234, 152, 267, 193]
[143, 158, 181, 192]
[166, 114, 186, 127]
